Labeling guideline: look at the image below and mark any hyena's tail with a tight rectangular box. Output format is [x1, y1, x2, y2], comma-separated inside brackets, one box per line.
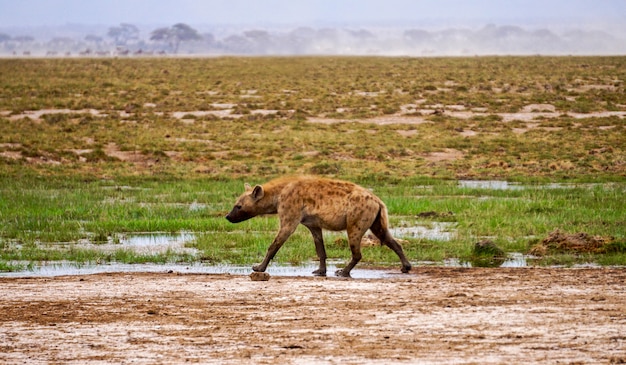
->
[372, 200, 412, 273]
[371, 201, 392, 240]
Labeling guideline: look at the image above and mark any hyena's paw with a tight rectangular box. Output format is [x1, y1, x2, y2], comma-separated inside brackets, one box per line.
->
[252, 265, 266, 272]
[334, 268, 352, 278]
[401, 264, 412, 273]
[312, 269, 326, 277]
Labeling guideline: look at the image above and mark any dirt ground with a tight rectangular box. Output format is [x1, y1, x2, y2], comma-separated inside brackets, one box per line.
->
[1, 267, 624, 364]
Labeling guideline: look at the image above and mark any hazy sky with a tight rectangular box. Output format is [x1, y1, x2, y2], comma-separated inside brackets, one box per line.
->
[1, 0, 624, 27]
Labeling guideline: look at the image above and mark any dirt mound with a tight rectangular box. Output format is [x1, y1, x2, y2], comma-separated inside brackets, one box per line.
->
[530, 230, 610, 255]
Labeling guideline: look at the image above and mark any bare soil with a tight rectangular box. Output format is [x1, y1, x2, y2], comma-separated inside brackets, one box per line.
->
[1, 268, 624, 364]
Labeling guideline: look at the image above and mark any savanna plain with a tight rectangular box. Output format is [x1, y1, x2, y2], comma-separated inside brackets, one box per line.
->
[0, 56, 625, 363]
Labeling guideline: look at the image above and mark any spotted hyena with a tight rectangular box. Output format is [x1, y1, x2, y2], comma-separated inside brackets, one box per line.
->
[226, 176, 412, 277]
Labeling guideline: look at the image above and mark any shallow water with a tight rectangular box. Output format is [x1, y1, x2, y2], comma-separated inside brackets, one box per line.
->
[0, 262, 397, 279]
[391, 222, 456, 241]
[0, 252, 537, 279]
[444, 252, 528, 268]
[459, 180, 620, 191]
[458, 180, 524, 190]
[119, 232, 196, 247]
[71, 232, 198, 255]
[1, 252, 603, 278]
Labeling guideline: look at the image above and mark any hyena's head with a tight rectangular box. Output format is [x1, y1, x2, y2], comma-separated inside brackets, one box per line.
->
[225, 183, 265, 223]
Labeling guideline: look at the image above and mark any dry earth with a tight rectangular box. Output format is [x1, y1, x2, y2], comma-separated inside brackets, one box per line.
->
[1, 268, 625, 364]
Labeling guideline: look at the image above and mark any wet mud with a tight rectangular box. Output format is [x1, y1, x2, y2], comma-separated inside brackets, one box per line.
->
[1, 268, 624, 364]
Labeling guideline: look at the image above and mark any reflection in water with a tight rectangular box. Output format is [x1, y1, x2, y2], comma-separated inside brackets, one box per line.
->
[0, 253, 534, 278]
[458, 180, 524, 190]
[391, 222, 457, 241]
[0, 262, 397, 279]
[445, 252, 528, 268]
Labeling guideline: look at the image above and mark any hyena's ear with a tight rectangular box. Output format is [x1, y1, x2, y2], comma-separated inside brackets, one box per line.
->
[244, 183, 252, 192]
[251, 185, 264, 200]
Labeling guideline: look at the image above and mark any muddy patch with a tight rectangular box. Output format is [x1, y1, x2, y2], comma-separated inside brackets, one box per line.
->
[1, 269, 624, 364]
[529, 229, 617, 256]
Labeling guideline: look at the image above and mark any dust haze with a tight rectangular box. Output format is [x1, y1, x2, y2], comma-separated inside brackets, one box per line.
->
[1, 21, 624, 57]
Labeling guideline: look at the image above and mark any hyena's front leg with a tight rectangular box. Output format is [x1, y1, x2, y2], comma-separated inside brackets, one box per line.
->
[305, 225, 327, 276]
[252, 220, 298, 272]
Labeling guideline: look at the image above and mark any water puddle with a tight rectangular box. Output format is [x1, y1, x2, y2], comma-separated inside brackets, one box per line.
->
[75, 232, 197, 255]
[0, 262, 397, 279]
[391, 222, 457, 241]
[3, 251, 602, 278]
[118, 232, 196, 247]
[458, 180, 524, 190]
[445, 252, 529, 268]
[459, 180, 621, 191]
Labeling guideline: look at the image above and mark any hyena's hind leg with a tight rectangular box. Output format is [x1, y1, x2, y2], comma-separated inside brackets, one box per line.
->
[370, 211, 412, 273]
[336, 201, 379, 278]
[335, 224, 368, 278]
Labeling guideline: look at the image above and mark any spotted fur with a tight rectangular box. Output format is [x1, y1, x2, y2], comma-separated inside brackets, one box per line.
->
[226, 176, 412, 277]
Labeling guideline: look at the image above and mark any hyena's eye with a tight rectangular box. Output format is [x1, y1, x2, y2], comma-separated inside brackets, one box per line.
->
[235, 205, 242, 210]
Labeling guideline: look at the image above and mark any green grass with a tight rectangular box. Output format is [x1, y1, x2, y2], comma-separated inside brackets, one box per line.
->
[0, 56, 625, 271]
[2, 175, 623, 271]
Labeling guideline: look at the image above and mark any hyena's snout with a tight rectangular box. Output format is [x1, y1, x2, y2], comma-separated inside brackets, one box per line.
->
[225, 205, 253, 223]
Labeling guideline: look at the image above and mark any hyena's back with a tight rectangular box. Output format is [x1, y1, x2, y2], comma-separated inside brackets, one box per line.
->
[274, 176, 385, 232]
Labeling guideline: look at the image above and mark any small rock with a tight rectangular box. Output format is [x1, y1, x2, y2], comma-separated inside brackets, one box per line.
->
[250, 272, 271, 281]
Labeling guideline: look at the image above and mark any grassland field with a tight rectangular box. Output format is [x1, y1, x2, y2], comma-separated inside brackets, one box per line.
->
[0, 56, 625, 271]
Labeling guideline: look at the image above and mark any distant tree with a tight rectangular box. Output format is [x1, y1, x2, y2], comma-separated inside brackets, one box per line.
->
[285, 27, 316, 53]
[107, 23, 139, 46]
[85, 34, 103, 43]
[12, 35, 35, 51]
[403, 29, 431, 43]
[13, 35, 35, 43]
[49, 37, 74, 47]
[150, 23, 202, 53]
[348, 29, 375, 39]
[243, 30, 275, 54]
[201, 33, 216, 46]
[221, 34, 252, 54]
[290, 27, 316, 39]
[150, 27, 174, 52]
[0, 33, 11, 42]
[150, 27, 170, 42]
[244, 30, 270, 40]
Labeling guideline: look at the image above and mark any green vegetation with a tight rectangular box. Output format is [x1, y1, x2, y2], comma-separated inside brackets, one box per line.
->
[1, 175, 623, 270]
[0, 56, 624, 271]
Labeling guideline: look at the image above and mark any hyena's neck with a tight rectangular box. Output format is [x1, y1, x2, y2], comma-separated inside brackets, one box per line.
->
[256, 185, 279, 214]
